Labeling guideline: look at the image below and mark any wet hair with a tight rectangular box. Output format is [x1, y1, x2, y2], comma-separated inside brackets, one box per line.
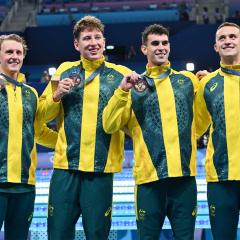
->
[73, 15, 104, 39]
[142, 24, 169, 45]
[0, 34, 27, 56]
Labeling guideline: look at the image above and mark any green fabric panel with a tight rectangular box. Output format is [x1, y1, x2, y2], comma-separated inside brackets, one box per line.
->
[21, 85, 37, 183]
[0, 89, 9, 182]
[169, 73, 194, 175]
[204, 74, 228, 180]
[131, 85, 168, 179]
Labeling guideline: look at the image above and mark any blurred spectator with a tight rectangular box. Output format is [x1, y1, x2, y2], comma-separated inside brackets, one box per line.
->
[179, 1, 189, 21]
[202, 6, 209, 24]
[234, 10, 240, 18]
[40, 70, 50, 83]
[126, 45, 136, 59]
[214, 8, 223, 24]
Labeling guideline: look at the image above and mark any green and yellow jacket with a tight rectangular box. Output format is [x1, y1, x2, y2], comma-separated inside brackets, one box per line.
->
[196, 63, 240, 182]
[103, 63, 198, 184]
[0, 73, 57, 186]
[39, 56, 131, 173]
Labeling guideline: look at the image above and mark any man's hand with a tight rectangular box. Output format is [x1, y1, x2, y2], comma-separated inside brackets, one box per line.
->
[52, 78, 75, 102]
[196, 70, 209, 81]
[120, 71, 141, 92]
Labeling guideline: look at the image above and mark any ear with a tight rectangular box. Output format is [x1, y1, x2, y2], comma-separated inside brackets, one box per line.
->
[214, 43, 218, 53]
[74, 39, 79, 51]
[141, 44, 147, 56]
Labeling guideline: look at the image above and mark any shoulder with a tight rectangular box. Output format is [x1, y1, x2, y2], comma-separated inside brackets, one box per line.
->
[56, 60, 81, 74]
[199, 69, 220, 88]
[22, 84, 39, 99]
[105, 61, 132, 75]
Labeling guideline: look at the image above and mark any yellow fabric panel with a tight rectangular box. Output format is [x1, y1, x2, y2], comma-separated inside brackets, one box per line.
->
[180, 70, 199, 93]
[39, 83, 61, 123]
[131, 113, 158, 185]
[53, 110, 69, 169]
[105, 62, 132, 75]
[135, 185, 138, 221]
[195, 74, 213, 139]
[104, 131, 124, 172]
[28, 144, 37, 185]
[7, 85, 22, 182]
[102, 88, 131, 134]
[224, 74, 240, 179]
[79, 73, 100, 171]
[155, 79, 182, 177]
[54, 61, 81, 77]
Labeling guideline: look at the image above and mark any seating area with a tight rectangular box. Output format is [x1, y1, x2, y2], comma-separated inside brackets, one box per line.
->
[39, 0, 193, 15]
[0, 0, 12, 23]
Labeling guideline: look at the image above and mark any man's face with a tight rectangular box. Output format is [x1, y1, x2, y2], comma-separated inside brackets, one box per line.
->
[0, 40, 24, 76]
[215, 26, 240, 61]
[141, 33, 170, 67]
[74, 28, 105, 61]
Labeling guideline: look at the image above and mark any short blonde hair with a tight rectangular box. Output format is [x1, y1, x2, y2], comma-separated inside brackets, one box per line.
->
[0, 34, 28, 56]
[73, 15, 104, 40]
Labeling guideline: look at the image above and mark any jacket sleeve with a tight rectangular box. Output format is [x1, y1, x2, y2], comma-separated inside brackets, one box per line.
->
[34, 96, 58, 149]
[38, 63, 66, 122]
[103, 87, 132, 134]
[195, 79, 211, 139]
[34, 123, 58, 149]
[38, 83, 61, 122]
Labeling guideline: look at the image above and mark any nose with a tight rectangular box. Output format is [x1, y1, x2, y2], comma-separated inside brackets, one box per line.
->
[89, 37, 97, 45]
[11, 51, 19, 58]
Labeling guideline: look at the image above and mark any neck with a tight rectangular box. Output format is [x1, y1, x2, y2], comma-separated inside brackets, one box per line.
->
[221, 56, 240, 66]
[148, 61, 169, 68]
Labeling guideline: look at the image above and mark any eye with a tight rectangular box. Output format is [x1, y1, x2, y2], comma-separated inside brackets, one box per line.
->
[162, 40, 169, 46]
[95, 35, 102, 40]
[218, 36, 225, 41]
[151, 41, 160, 46]
[82, 36, 91, 41]
[229, 34, 236, 39]
[16, 50, 23, 55]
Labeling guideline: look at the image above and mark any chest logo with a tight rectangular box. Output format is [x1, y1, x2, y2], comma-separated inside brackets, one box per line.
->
[107, 74, 114, 82]
[177, 79, 185, 85]
[210, 82, 218, 92]
[24, 89, 31, 97]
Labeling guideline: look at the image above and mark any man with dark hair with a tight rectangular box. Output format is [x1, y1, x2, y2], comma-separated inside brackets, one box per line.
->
[39, 16, 131, 239]
[0, 34, 57, 240]
[196, 22, 240, 240]
[103, 24, 198, 240]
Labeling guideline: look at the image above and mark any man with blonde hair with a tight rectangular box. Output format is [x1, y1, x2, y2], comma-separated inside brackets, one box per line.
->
[196, 22, 240, 240]
[0, 34, 57, 240]
[39, 16, 131, 239]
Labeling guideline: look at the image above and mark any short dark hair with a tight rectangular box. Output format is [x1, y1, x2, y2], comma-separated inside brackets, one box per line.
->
[217, 22, 240, 32]
[142, 24, 169, 45]
[73, 15, 104, 40]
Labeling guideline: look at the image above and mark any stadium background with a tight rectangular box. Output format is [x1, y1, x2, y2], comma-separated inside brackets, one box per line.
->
[0, 0, 240, 239]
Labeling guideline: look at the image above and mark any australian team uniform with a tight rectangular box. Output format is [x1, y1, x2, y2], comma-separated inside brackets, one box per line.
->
[0, 73, 57, 240]
[103, 63, 198, 240]
[39, 56, 131, 240]
[195, 63, 240, 240]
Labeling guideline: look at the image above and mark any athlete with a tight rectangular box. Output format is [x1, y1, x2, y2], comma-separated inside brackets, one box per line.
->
[38, 16, 131, 240]
[0, 34, 57, 240]
[195, 22, 240, 240]
[103, 24, 198, 240]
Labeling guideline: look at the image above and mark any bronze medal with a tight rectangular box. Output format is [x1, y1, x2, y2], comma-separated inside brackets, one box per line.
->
[0, 75, 6, 90]
[134, 79, 148, 92]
